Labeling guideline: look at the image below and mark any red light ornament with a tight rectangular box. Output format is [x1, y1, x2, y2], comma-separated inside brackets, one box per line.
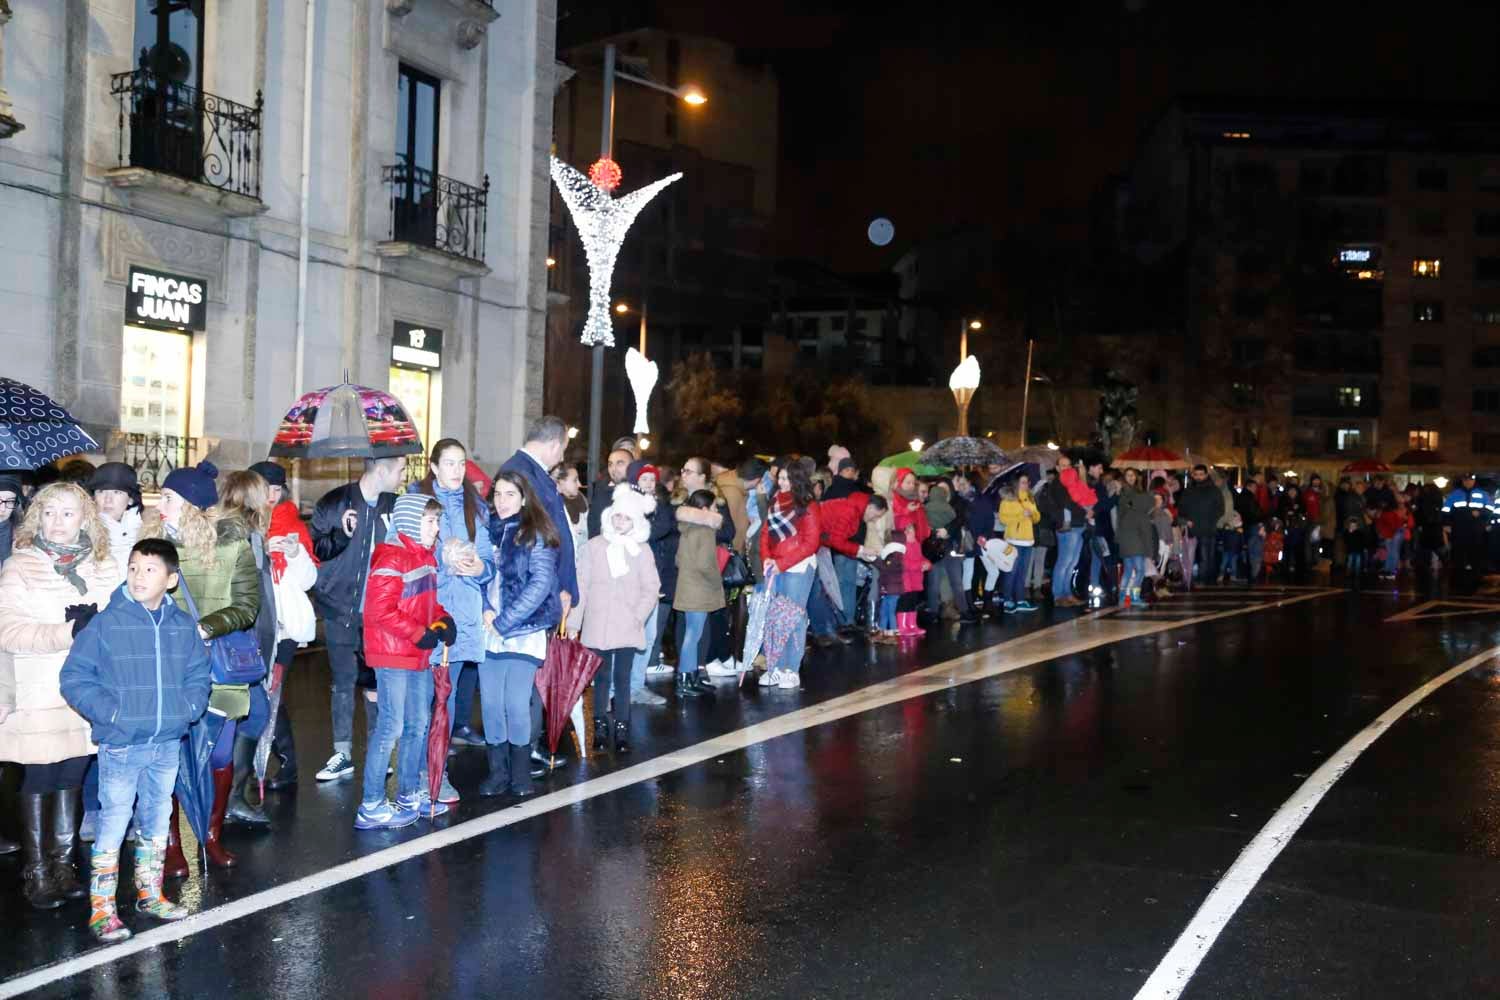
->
[588, 158, 622, 192]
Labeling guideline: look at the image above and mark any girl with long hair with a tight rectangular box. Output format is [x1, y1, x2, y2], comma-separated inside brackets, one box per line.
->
[758, 461, 822, 689]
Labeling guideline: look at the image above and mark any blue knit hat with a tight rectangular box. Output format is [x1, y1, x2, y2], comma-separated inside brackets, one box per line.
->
[392, 493, 434, 543]
[161, 461, 219, 510]
[247, 461, 287, 488]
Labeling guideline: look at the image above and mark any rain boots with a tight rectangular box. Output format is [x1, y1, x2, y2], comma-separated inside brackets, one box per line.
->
[226, 736, 271, 828]
[265, 703, 298, 791]
[477, 744, 511, 798]
[591, 718, 610, 754]
[613, 721, 630, 755]
[163, 798, 189, 879]
[509, 743, 536, 798]
[20, 793, 61, 910]
[88, 849, 130, 942]
[133, 837, 187, 922]
[205, 765, 238, 868]
[49, 787, 85, 900]
[896, 611, 925, 638]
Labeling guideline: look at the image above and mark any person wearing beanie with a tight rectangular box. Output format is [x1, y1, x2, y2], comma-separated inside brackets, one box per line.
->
[356, 494, 453, 829]
[87, 463, 144, 586]
[626, 461, 675, 706]
[0, 472, 23, 565]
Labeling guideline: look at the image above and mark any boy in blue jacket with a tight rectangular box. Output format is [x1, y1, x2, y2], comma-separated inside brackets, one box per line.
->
[61, 538, 212, 943]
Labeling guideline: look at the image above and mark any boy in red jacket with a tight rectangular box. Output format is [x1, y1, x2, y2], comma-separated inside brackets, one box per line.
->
[356, 494, 455, 830]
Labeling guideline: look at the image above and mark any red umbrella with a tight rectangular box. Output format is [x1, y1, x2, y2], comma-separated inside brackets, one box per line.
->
[1114, 445, 1190, 469]
[426, 645, 452, 817]
[1390, 449, 1447, 467]
[534, 627, 600, 765]
[1341, 458, 1391, 474]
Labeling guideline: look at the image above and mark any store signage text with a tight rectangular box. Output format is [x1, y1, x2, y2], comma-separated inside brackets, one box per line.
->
[126, 267, 207, 331]
[392, 322, 443, 370]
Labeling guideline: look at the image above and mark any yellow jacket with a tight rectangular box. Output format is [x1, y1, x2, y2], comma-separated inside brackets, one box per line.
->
[997, 493, 1041, 544]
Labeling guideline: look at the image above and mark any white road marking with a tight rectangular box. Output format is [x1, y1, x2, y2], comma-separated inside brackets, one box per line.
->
[1133, 644, 1500, 1000]
[0, 588, 1337, 998]
[1385, 598, 1500, 623]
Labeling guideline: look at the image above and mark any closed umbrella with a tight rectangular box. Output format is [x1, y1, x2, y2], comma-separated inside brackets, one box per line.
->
[919, 436, 1006, 469]
[176, 713, 233, 861]
[269, 381, 425, 459]
[426, 646, 452, 818]
[762, 595, 809, 673]
[740, 569, 776, 686]
[0, 377, 100, 470]
[1341, 458, 1391, 475]
[534, 627, 600, 765]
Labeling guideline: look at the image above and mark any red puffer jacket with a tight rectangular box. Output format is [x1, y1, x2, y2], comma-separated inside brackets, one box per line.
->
[362, 534, 448, 670]
[818, 492, 870, 557]
[761, 498, 823, 572]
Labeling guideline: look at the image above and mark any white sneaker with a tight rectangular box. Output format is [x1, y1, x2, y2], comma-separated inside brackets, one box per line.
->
[704, 658, 739, 678]
[778, 671, 801, 690]
[316, 751, 355, 782]
[645, 663, 675, 676]
[758, 668, 781, 687]
[631, 687, 668, 706]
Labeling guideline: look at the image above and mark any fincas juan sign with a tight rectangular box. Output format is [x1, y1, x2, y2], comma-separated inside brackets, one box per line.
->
[126, 266, 207, 331]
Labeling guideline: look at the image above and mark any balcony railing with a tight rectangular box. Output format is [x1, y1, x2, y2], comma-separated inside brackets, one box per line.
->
[110, 70, 263, 199]
[383, 163, 488, 263]
[120, 434, 207, 491]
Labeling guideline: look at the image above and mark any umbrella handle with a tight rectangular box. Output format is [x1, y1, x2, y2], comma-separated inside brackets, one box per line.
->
[441, 645, 449, 669]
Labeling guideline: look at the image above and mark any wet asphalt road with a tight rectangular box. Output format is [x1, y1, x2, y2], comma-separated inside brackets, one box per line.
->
[4, 584, 1500, 999]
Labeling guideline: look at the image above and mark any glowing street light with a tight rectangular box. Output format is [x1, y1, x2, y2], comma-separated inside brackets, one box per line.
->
[949, 355, 981, 436]
[909, 437, 925, 453]
[1045, 441, 1059, 451]
[615, 302, 630, 315]
[566, 426, 579, 440]
[546, 256, 557, 269]
[639, 436, 652, 451]
[680, 86, 708, 106]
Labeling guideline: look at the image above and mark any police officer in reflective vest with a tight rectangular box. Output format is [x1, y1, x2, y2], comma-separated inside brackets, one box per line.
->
[1443, 473, 1490, 580]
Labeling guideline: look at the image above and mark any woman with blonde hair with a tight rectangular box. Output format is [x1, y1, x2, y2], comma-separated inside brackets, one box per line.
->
[0, 482, 118, 909]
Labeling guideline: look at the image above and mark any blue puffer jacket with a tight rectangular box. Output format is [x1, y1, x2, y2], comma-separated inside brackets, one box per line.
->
[486, 514, 561, 638]
[408, 481, 494, 664]
[59, 584, 213, 746]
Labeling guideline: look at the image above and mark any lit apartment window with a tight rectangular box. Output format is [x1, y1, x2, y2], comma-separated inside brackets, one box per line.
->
[1414, 301, 1444, 323]
[1412, 258, 1441, 278]
[1409, 429, 1440, 449]
[1336, 428, 1362, 451]
[1337, 386, 1363, 408]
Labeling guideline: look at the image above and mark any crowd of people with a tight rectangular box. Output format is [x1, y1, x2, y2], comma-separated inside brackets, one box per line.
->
[0, 425, 1493, 944]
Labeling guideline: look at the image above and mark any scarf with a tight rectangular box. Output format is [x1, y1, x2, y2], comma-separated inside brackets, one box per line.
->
[32, 532, 93, 594]
[767, 491, 804, 543]
[605, 532, 641, 579]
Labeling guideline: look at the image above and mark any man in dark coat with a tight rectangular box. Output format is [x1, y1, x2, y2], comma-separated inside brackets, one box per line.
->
[1176, 464, 1223, 589]
[587, 447, 634, 539]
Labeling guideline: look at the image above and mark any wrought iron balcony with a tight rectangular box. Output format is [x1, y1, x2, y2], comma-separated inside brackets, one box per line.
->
[382, 163, 489, 264]
[120, 433, 207, 491]
[110, 70, 263, 200]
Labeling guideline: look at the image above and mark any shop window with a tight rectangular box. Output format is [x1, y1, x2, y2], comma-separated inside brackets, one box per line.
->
[1410, 385, 1442, 411]
[1411, 258, 1441, 279]
[1411, 344, 1443, 366]
[1413, 301, 1444, 323]
[1409, 428, 1440, 449]
[120, 326, 191, 439]
[1415, 166, 1448, 192]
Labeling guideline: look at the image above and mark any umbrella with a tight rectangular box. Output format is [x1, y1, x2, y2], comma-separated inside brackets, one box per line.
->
[876, 450, 952, 477]
[268, 381, 425, 459]
[919, 436, 1007, 468]
[990, 445, 1064, 480]
[1114, 445, 1190, 469]
[252, 668, 284, 800]
[534, 628, 601, 764]
[0, 377, 100, 470]
[816, 549, 843, 613]
[176, 713, 234, 860]
[1391, 449, 1447, 467]
[426, 645, 452, 817]
[1342, 458, 1391, 474]
[762, 595, 809, 673]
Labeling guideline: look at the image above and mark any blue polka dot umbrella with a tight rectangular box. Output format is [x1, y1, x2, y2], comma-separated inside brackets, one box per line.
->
[0, 377, 100, 470]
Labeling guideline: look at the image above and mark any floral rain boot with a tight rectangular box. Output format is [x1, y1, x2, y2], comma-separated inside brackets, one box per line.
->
[88, 850, 132, 943]
[134, 838, 188, 922]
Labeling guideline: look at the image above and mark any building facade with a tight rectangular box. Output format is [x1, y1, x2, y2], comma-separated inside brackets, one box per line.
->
[0, 0, 558, 488]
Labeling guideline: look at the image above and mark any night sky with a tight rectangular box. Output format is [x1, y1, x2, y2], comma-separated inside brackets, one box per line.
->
[564, 0, 1500, 272]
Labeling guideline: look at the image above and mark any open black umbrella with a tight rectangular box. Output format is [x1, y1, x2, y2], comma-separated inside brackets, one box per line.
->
[0, 377, 99, 470]
[919, 436, 1007, 468]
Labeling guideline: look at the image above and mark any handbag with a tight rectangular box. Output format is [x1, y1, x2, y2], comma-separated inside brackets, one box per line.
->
[720, 548, 753, 589]
[177, 578, 266, 686]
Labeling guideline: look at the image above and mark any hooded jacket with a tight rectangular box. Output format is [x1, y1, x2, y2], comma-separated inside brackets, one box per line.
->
[60, 584, 212, 746]
[1115, 486, 1155, 558]
[363, 533, 448, 670]
[674, 506, 728, 613]
[570, 484, 660, 650]
[997, 489, 1041, 545]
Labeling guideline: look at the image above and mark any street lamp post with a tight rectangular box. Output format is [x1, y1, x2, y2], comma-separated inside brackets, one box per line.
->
[950, 318, 982, 436]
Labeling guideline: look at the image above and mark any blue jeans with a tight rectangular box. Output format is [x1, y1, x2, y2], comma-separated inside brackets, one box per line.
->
[1121, 555, 1148, 598]
[807, 575, 840, 637]
[632, 602, 664, 685]
[833, 554, 859, 627]
[878, 594, 899, 630]
[1052, 529, 1084, 600]
[1346, 552, 1365, 579]
[771, 568, 817, 674]
[96, 740, 179, 852]
[1383, 537, 1402, 575]
[677, 611, 708, 673]
[361, 667, 433, 806]
[478, 652, 539, 747]
[1247, 532, 1265, 580]
[1003, 546, 1031, 604]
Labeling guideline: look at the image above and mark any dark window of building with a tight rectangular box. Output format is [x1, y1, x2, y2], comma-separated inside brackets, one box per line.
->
[1476, 432, 1500, 453]
[1333, 155, 1387, 197]
[1482, 165, 1500, 194]
[1233, 290, 1268, 319]
[1476, 347, 1500, 368]
[852, 316, 869, 333]
[1476, 307, 1500, 325]
[1411, 344, 1443, 366]
[1478, 212, 1500, 238]
[396, 64, 440, 174]
[1148, 362, 1163, 384]
[1414, 301, 1444, 323]
[1479, 257, 1500, 281]
[831, 316, 845, 331]
[1414, 208, 1446, 236]
[798, 318, 817, 335]
[1474, 388, 1500, 413]
[1416, 166, 1449, 192]
[1231, 338, 1267, 363]
[133, 0, 205, 88]
[1410, 384, 1442, 410]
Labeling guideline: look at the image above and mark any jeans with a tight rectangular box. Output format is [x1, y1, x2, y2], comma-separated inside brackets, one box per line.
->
[239, 682, 271, 742]
[478, 652, 539, 747]
[633, 601, 669, 683]
[451, 662, 479, 734]
[1052, 529, 1083, 600]
[1346, 552, 1364, 580]
[592, 648, 636, 723]
[95, 741, 178, 851]
[1247, 532, 1265, 580]
[1194, 532, 1218, 584]
[327, 630, 362, 756]
[807, 575, 840, 637]
[1003, 546, 1031, 604]
[1383, 537, 1402, 575]
[1028, 545, 1049, 591]
[833, 554, 860, 628]
[677, 611, 708, 673]
[925, 555, 968, 614]
[1121, 555, 1148, 598]
[771, 568, 817, 674]
[878, 594, 899, 630]
[360, 667, 432, 806]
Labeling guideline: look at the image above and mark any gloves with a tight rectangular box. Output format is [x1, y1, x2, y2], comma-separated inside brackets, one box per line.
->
[415, 627, 443, 650]
[64, 604, 98, 638]
[437, 615, 458, 646]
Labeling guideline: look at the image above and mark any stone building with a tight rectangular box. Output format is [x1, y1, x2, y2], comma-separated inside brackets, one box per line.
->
[0, 0, 559, 489]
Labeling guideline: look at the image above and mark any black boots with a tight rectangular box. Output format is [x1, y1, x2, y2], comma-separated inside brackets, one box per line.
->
[49, 788, 84, 900]
[265, 704, 298, 791]
[477, 744, 510, 798]
[20, 793, 61, 911]
[676, 671, 714, 699]
[592, 718, 610, 753]
[226, 736, 272, 827]
[613, 721, 631, 755]
[509, 744, 535, 799]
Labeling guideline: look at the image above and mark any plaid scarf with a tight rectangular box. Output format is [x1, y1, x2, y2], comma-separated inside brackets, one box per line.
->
[31, 531, 93, 595]
[767, 491, 804, 543]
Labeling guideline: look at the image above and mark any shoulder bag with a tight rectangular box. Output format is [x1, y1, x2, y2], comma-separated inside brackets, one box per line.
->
[177, 577, 266, 686]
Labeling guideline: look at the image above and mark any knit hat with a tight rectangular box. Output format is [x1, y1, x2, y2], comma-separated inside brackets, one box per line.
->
[161, 461, 219, 510]
[627, 460, 659, 487]
[392, 492, 434, 543]
[248, 461, 287, 488]
[601, 482, 652, 544]
[86, 462, 139, 495]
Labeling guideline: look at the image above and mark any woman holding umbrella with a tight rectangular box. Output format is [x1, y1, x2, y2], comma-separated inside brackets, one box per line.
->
[478, 470, 561, 798]
[758, 461, 822, 687]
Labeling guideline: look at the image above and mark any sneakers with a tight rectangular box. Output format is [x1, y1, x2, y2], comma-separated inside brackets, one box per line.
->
[436, 774, 461, 804]
[354, 799, 420, 831]
[1002, 601, 1016, 614]
[777, 671, 801, 690]
[758, 668, 783, 687]
[315, 752, 355, 782]
[631, 687, 668, 706]
[395, 791, 449, 818]
[1015, 600, 1038, 612]
[644, 663, 675, 676]
[704, 658, 740, 677]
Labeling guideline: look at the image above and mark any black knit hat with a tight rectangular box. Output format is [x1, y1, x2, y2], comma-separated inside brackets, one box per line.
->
[248, 461, 288, 488]
[86, 461, 139, 495]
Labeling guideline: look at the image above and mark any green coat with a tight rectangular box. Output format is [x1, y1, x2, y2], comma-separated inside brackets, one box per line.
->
[673, 523, 727, 613]
[172, 516, 261, 640]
